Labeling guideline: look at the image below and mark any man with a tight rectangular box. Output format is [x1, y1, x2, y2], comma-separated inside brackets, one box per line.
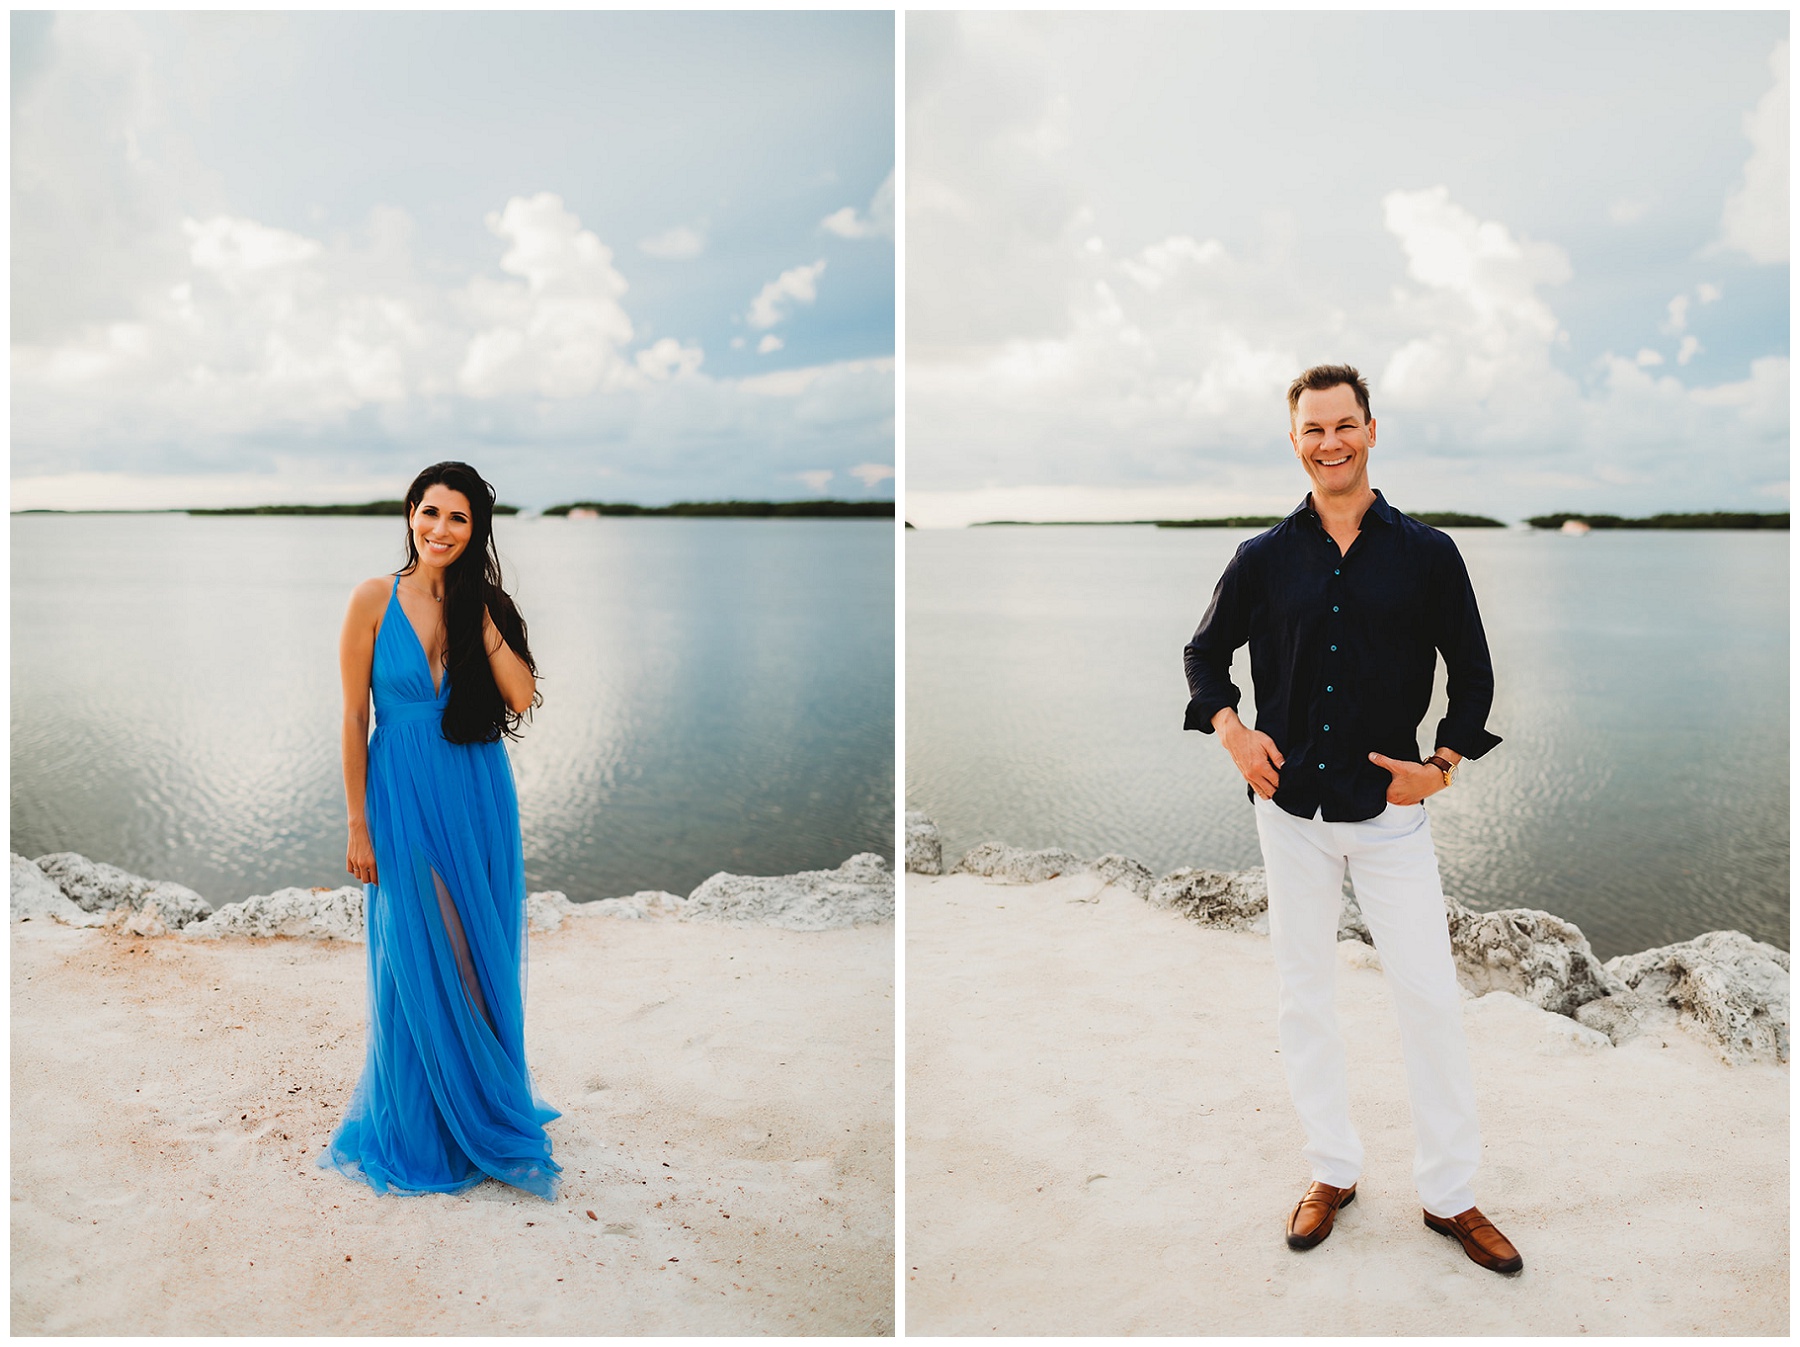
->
[1182, 364, 1521, 1275]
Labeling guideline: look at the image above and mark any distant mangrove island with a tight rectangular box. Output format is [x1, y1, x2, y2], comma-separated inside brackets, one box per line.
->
[1522, 511, 1787, 530]
[974, 511, 1506, 528]
[20, 498, 892, 519]
[968, 510, 1787, 531]
[541, 499, 892, 518]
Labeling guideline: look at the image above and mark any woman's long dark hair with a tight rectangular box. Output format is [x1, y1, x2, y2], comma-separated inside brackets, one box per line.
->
[398, 462, 539, 743]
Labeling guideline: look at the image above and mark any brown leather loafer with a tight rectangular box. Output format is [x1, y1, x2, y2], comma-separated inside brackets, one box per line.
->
[1285, 1181, 1356, 1250]
[1424, 1206, 1523, 1274]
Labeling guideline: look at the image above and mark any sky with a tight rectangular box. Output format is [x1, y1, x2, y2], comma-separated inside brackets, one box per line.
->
[906, 12, 1788, 526]
[11, 11, 895, 510]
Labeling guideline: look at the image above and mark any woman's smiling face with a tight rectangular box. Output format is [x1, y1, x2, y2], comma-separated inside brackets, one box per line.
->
[410, 485, 474, 569]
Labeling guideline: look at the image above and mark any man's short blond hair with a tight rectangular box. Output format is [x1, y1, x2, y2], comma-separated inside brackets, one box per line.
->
[1287, 364, 1372, 424]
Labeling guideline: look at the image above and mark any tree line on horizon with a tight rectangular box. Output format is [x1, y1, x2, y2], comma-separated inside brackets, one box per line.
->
[973, 509, 1785, 531]
[128, 498, 893, 519]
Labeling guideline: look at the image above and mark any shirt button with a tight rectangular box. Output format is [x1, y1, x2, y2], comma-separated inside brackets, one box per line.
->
[1332, 605, 1340, 613]
[1323, 724, 1331, 731]
[1330, 644, 1338, 652]
[1317, 763, 1325, 771]
[1326, 685, 1333, 693]
[1334, 568, 1341, 576]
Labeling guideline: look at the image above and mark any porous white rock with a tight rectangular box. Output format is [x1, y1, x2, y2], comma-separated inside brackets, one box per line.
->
[1090, 854, 1155, 900]
[31, 852, 213, 930]
[1338, 887, 1372, 945]
[525, 891, 578, 932]
[120, 901, 170, 938]
[683, 853, 894, 931]
[1585, 930, 1791, 1066]
[1467, 988, 1614, 1053]
[1443, 896, 1621, 1017]
[182, 887, 366, 942]
[905, 813, 943, 876]
[953, 843, 1088, 885]
[1146, 867, 1269, 933]
[11, 853, 103, 927]
[583, 891, 687, 920]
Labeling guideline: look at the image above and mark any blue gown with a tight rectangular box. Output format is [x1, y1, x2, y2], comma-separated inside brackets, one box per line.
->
[320, 575, 560, 1199]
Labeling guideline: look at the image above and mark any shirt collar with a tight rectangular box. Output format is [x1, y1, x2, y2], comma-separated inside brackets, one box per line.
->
[1293, 488, 1394, 530]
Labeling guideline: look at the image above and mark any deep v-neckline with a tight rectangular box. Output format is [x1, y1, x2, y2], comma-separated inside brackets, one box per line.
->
[390, 576, 446, 696]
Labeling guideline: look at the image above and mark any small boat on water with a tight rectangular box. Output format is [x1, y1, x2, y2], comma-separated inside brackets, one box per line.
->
[1560, 518, 1591, 535]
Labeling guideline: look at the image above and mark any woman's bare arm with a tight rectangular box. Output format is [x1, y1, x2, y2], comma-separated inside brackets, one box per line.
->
[482, 607, 537, 716]
[340, 578, 387, 884]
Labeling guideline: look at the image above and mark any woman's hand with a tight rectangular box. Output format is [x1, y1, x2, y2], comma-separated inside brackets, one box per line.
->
[347, 821, 378, 885]
[482, 605, 538, 714]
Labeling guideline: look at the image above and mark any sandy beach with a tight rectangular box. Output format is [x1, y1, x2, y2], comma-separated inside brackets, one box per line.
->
[905, 870, 1788, 1336]
[13, 910, 893, 1335]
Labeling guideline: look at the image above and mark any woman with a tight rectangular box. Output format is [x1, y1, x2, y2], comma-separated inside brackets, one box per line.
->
[320, 461, 561, 1199]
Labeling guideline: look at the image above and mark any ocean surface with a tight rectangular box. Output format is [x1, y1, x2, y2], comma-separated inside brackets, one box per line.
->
[13, 513, 894, 905]
[906, 525, 1788, 961]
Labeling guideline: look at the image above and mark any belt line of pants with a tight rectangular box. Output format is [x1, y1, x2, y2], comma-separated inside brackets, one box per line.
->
[1253, 794, 1481, 1218]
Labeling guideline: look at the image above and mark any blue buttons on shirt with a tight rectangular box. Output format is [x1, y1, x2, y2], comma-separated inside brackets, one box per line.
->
[1323, 724, 1330, 732]
[1326, 685, 1333, 693]
[1317, 763, 1325, 770]
[1330, 644, 1338, 651]
[1334, 568, 1341, 576]
[1332, 605, 1340, 613]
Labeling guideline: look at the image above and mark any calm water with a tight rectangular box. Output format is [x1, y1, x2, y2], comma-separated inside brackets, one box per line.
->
[907, 526, 1788, 961]
[14, 514, 894, 904]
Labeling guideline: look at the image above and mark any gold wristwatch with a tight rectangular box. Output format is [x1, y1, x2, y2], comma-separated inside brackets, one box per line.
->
[1425, 754, 1456, 788]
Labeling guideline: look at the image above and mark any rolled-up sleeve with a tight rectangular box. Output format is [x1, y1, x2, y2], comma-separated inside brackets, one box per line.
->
[1183, 543, 1250, 733]
[1430, 542, 1503, 759]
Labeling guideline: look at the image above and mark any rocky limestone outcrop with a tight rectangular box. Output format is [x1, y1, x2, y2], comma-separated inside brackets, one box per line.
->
[952, 843, 1088, 885]
[183, 887, 367, 941]
[920, 816, 1790, 1066]
[1443, 896, 1621, 1017]
[1337, 887, 1372, 945]
[1091, 854, 1156, 900]
[525, 891, 578, 932]
[683, 853, 894, 931]
[11, 854, 105, 927]
[1576, 930, 1790, 1065]
[32, 852, 213, 930]
[584, 891, 687, 921]
[1146, 867, 1270, 933]
[905, 812, 943, 875]
[518, 888, 691, 931]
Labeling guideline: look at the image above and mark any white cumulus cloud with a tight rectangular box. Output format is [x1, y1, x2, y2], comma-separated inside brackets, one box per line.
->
[1377, 186, 1576, 439]
[849, 462, 894, 489]
[758, 334, 784, 354]
[183, 215, 321, 283]
[1718, 39, 1788, 264]
[746, 259, 826, 330]
[634, 336, 703, 381]
[638, 223, 706, 260]
[458, 192, 635, 400]
[796, 469, 834, 494]
[821, 168, 895, 240]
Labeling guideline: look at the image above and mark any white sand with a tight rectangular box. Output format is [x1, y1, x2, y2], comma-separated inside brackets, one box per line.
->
[12, 914, 893, 1335]
[905, 872, 1788, 1336]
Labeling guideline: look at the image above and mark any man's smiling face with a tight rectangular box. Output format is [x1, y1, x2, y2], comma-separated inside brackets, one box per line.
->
[1290, 383, 1375, 503]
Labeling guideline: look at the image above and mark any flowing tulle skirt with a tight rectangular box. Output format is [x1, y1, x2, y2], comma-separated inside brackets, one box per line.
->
[320, 716, 560, 1199]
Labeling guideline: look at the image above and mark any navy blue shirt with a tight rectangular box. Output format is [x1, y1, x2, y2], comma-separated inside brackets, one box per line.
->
[1183, 490, 1502, 822]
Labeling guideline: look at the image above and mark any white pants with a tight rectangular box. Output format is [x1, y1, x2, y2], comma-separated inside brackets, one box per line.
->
[1253, 795, 1480, 1218]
